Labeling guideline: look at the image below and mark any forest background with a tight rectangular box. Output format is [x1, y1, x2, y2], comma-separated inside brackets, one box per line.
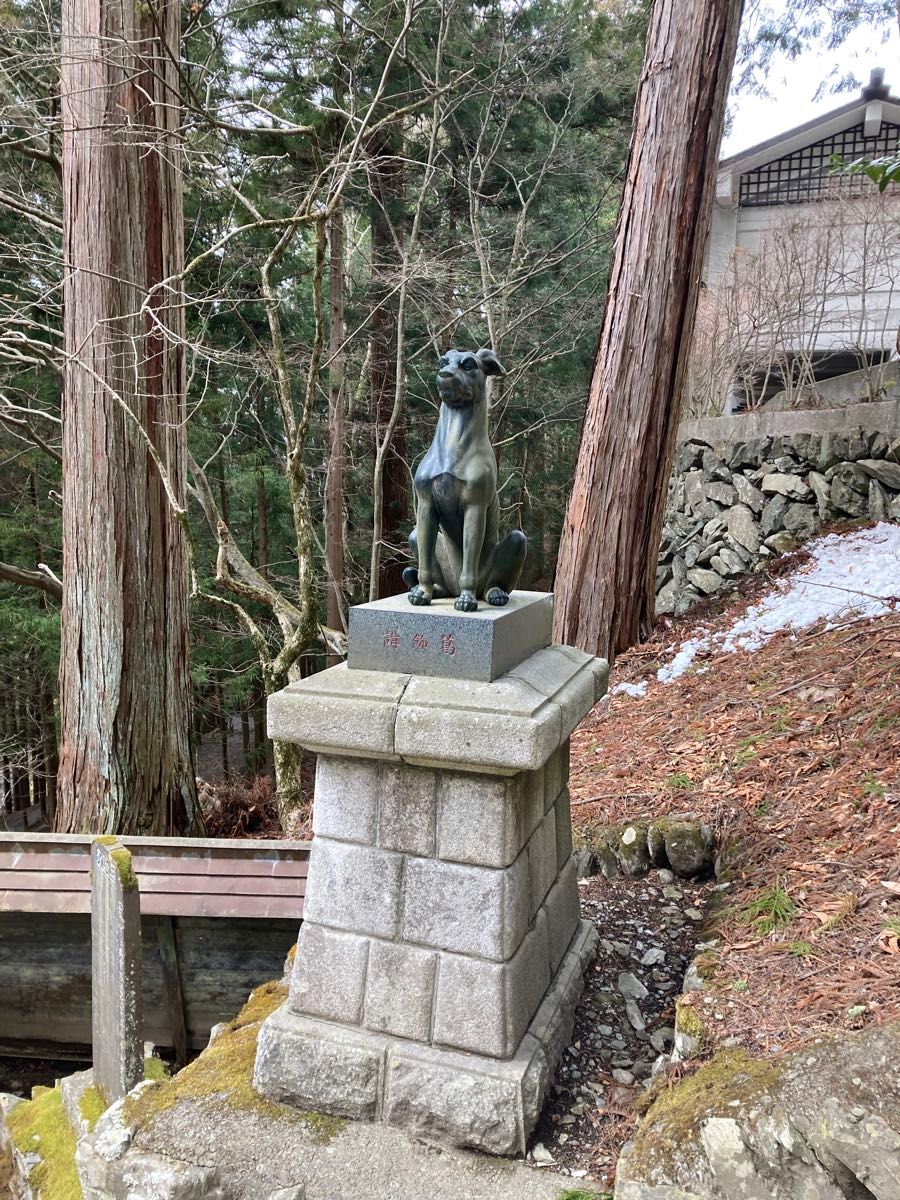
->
[0, 0, 894, 833]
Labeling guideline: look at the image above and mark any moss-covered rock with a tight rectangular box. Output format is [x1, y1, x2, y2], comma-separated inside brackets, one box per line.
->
[615, 1024, 900, 1200]
[7, 1084, 81, 1200]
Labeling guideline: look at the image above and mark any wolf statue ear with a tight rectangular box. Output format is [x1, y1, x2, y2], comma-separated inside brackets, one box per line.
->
[476, 347, 506, 377]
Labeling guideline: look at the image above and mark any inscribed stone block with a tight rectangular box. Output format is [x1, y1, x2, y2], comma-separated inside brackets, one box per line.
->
[544, 857, 580, 975]
[432, 952, 506, 1057]
[347, 591, 553, 681]
[401, 854, 529, 961]
[312, 757, 379, 843]
[364, 941, 436, 1042]
[554, 788, 573, 872]
[527, 810, 557, 917]
[378, 763, 437, 857]
[289, 923, 369, 1024]
[91, 839, 143, 1103]
[302, 839, 402, 939]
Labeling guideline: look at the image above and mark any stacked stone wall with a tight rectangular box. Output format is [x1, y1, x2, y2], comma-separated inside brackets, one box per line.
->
[657, 420, 900, 615]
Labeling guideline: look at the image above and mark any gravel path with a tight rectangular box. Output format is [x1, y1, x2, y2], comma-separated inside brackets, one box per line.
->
[528, 869, 713, 1190]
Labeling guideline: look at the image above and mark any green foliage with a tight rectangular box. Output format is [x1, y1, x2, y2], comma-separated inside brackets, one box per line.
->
[740, 881, 797, 935]
[667, 771, 693, 790]
[831, 149, 900, 193]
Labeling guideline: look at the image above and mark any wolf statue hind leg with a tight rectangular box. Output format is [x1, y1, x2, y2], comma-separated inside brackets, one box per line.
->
[481, 529, 527, 606]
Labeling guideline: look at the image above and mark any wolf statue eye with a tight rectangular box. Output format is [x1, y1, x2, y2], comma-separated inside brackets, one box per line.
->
[462, 358, 478, 371]
[438, 356, 449, 368]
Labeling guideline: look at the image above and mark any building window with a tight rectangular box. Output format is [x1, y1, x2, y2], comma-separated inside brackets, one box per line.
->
[739, 121, 900, 207]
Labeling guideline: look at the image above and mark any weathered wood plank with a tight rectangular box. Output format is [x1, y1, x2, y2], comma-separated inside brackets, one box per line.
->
[156, 916, 189, 1068]
[0, 849, 309, 877]
[0, 912, 298, 1053]
[0, 870, 303, 896]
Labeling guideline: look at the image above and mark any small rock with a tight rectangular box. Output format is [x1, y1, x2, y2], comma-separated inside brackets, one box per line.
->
[760, 472, 810, 499]
[651, 1026, 676, 1054]
[531, 1143, 555, 1165]
[656, 868, 675, 884]
[625, 999, 647, 1032]
[857, 458, 900, 490]
[641, 947, 666, 967]
[618, 972, 650, 1000]
[726, 504, 760, 553]
[685, 907, 704, 921]
[687, 566, 725, 595]
[573, 847, 596, 879]
[612, 1068, 635, 1085]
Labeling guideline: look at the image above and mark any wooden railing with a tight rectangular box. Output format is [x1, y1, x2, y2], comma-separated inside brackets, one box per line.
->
[0, 832, 310, 919]
[0, 832, 310, 1058]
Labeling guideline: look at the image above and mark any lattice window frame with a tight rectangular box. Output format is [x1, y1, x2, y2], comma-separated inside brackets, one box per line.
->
[738, 120, 900, 207]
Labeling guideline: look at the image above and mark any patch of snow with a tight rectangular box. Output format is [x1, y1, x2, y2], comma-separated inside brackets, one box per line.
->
[612, 680, 648, 697]
[656, 524, 900, 684]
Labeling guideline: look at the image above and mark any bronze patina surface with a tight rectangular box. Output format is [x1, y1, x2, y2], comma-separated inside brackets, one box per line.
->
[403, 348, 527, 612]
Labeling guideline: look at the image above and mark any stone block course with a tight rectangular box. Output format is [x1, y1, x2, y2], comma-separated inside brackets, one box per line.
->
[378, 763, 437, 857]
[544, 857, 580, 975]
[554, 789, 573, 872]
[289, 923, 370, 1025]
[313, 757, 379, 843]
[527, 810, 557, 918]
[432, 951, 506, 1056]
[303, 839, 402, 940]
[401, 854, 529, 960]
[254, 1008, 384, 1121]
[437, 770, 541, 868]
[364, 941, 436, 1042]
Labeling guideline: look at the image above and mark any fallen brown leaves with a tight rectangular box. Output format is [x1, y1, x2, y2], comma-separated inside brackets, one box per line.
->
[571, 597, 900, 1054]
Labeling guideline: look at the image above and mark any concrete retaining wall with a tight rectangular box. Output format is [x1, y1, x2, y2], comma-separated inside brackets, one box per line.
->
[678, 397, 900, 451]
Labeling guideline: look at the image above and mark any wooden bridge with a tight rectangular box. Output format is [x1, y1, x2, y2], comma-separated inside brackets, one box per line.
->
[0, 832, 309, 1062]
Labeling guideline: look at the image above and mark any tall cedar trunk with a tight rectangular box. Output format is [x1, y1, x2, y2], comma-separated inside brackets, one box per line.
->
[369, 130, 408, 598]
[552, 0, 742, 663]
[325, 202, 346, 648]
[56, 0, 202, 833]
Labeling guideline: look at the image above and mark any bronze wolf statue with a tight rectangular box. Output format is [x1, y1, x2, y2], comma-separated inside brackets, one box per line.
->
[403, 347, 527, 612]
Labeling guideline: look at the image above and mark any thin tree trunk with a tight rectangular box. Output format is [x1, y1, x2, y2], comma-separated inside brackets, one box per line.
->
[325, 202, 346, 652]
[553, 0, 741, 663]
[56, 0, 202, 834]
[217, 683, 230, 778]
[256, 467, 269, 580]
[369, 131, 408, 598]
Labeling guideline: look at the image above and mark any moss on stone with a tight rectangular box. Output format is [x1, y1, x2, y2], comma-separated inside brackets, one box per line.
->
[108, 846, 138, 890]
[78, 1084, 108, 1132]
[123, 981, 345, 1144]
[675, 999, 706, 1042]
[626, 1048, 784, 1176]
[7, 1084, 83, 1200]
[94, 835, 118, 846]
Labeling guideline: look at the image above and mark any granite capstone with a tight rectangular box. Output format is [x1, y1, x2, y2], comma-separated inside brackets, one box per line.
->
[348, 591, 553, 682]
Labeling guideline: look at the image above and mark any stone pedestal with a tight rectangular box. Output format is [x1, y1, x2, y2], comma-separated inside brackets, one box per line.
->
[254, 601, 607, 1155]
